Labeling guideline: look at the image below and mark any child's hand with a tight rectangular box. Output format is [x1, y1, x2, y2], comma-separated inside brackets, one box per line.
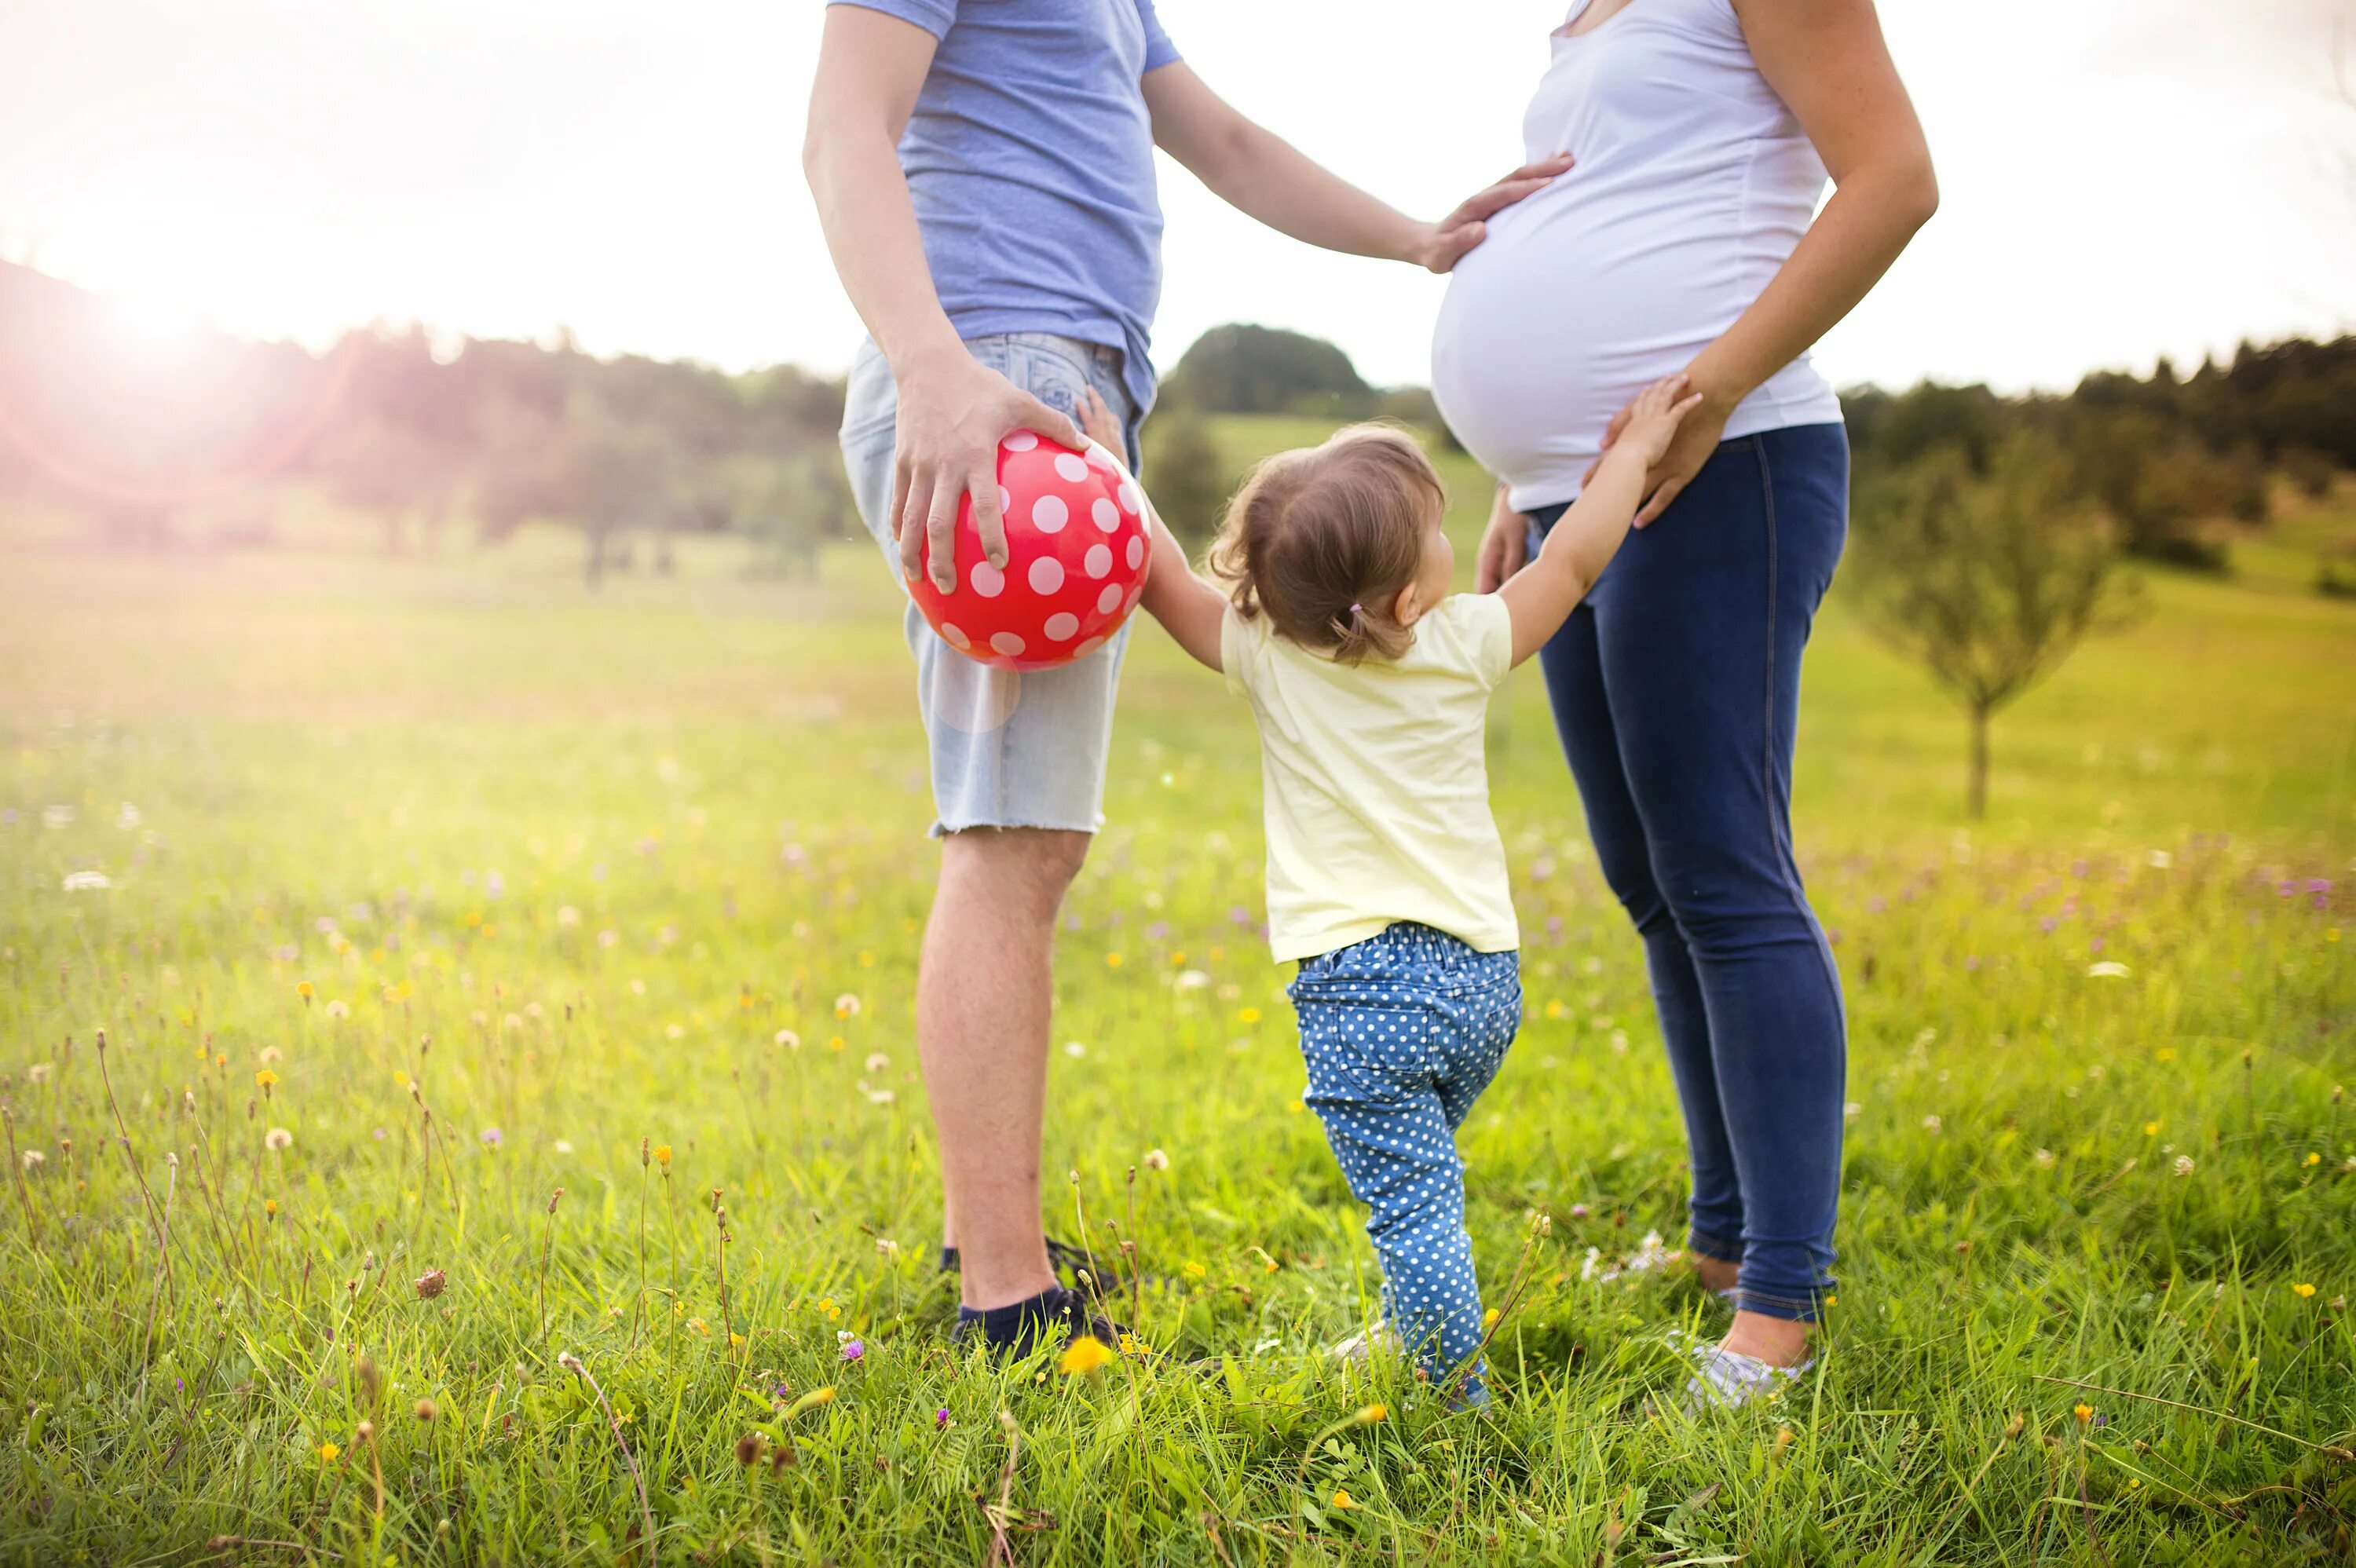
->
[1077, 386, 1126, 465]
[1616, 374, 1707, 469]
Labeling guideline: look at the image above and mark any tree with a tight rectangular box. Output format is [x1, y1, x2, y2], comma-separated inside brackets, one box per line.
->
[1847, 433, 2142, 817]
[1138, 398, 1231, 550]
[1162, 323, 1371, 415]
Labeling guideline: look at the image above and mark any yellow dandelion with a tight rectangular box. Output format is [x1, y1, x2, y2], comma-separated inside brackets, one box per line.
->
[1358, 1404, 1387, 1424]
[1059, 1336, 1113, 1375]
[264, 1198, 279, 1215]
[254, 1069, 279, 1089]
[1330, 1489, 1358, 1511]
[1106, 952, 1124, 968]
[1284, 1100, 1304, 1114]
[2304, 1152, 2322, 1167]
[297, 982, 314, 1001]
[2072, 1403, 2094, 1424]
[2292, 1282, 2317, 1299]
[2143, 1120, 2161, 1137]
[318, 1442, 340, 1463]
[729, 1332, 746, 1347]
[1482, 1307, 1501, 1329]
[2157, 1047, 2177, 1062]
[1181, 1262, 1206, 1279]
[818, 1296, 842, 1320]
[653, 1145, 672, 1166]
[1238, 1007, 1260, 1025]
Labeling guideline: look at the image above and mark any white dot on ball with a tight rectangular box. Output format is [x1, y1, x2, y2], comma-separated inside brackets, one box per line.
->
[990, 631, 1026, 656]
[1027, 557, 1065, 595]
[1043, 612, 1079, 641]
[1118, 481, 1141, 514]
[1032, 494, 1068, 533]
[1053, 453, 1088, 483]
[1096, 583, 1122, 615]
[970, 561, 1004, 598]
[1092, 498, 1119, 532]
[940, 622, 970, 649]
[1084, 543, 1112, 579]
[998, 486, 1012, 517]
[1074, 636, 1106, 660]
[1125, 535, 1144, 570]
[1088, 445, 1118, 471]
[1004, 431, 1039, 451]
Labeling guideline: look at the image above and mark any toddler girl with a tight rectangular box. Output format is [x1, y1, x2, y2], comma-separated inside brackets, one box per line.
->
[1085, 373, 1699, 1402]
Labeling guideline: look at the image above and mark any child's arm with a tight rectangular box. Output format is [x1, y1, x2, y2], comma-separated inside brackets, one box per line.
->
[1079, 387, 1225, 673]
[1497, 373, 1703, 667]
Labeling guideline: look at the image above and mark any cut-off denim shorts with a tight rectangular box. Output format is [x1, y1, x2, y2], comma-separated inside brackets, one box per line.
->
[840, 333, 1141, 837]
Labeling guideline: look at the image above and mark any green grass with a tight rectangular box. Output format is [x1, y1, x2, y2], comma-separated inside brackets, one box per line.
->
[1, 453, 2353, 1564]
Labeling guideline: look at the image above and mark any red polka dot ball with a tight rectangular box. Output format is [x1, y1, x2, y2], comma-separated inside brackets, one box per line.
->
[908, 431, 1150, 672]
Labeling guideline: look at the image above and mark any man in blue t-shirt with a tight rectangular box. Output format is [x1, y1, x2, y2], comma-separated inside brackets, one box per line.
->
[805, 0, 1567, 1356]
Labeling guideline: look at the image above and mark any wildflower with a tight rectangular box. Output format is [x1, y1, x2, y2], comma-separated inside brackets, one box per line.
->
[818, 1297, 841, 1321]
[254, 1069, 280, 1090]
[2033, 1149, 2056, 1169]
[263, 1199, 279, 1215]
[1182, 1262, 1206, 1279]
[319, 1442, 340, 1464]
[2087, 961, 2131, 979]
[326, 1000, 349, 1020]
[1358, 1404, 1388, 1424]
[20, 1150, 44, 1170]
[654, 1145, 672, 1167]
[829, 1036, 845, 1051]
[865, 1051, 891, 1073]
[2292, 1283, 2317, 1299]
[2073, 1403, 2094, 1424]
[480, 1128, 503, 1149]
[734, 1433, 763, 1466]
[1922, 1115, 1942, 1134]
[1330, 1489, 1358, 1511]
[876, 1237, 900, 1257]
[265, 1128, 293, 1152]
[1105, 952, 1124, 968]
[1143, 1148, 1170, 1171]
[1063, 1040, 1088, 1058]
[775, 1030, 801, 1050]
[414, 1399, 437, 1423]
[26, 1064, 50, 1084]
[554, 1139, 573, 1155]
[2157, 1047, 2176, 1062]
[1482, 1307, 1501, 1329]
[2305, 1151, 2323, 1168]
[1059, 1336, 1113, 1375]
[1238, 1007, 1261, 1025]
[935, 1408, 953, 1429]
[687, 1318, 710, 1336]
[1173, 970, 1209, 992]
[60, 871, 113, 892]
[258, 1047, 282, 1065]
[2173, 1156, 2196, 1176]
[557, 906, 580, 927]
[840, 1339, 865, 1362]
[834, 993, 862, 1019]
[2144, 1120, 2162, 1137]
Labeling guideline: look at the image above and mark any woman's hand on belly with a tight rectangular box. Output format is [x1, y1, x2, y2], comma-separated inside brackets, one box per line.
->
[1584, 374, 1736, 529]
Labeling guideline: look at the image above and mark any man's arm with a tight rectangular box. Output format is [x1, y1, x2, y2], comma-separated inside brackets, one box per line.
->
[802, 5, 1084, 594]
[1142, 63, 1572, 275]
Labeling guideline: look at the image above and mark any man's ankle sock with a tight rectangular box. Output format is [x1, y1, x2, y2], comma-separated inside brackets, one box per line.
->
[955, 1286, 1069, 1349]
[939, 1245, 960, 1274]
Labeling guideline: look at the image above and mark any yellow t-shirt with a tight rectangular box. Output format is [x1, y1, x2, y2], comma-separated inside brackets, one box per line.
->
[1222, 593, 1519, 963]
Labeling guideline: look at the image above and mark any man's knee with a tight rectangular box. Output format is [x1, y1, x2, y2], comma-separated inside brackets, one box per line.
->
[939, 827, 1091, 921]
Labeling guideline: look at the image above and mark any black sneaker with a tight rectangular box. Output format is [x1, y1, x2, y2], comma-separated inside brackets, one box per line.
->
[949, 1285, 1129, 1359]
[939, 1240, 1132, 1300]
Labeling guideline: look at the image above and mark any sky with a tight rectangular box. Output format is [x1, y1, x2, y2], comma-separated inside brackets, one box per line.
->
[1, 0, 2351, 394]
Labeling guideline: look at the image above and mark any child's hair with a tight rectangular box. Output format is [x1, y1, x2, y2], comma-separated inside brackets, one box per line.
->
[1207, 423, 1445, 664]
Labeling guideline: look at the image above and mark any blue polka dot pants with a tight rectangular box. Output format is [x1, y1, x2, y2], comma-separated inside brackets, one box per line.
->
[1288, 923, 1521, 1405]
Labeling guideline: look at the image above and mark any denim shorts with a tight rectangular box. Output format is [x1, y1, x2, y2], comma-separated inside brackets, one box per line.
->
[840, 332, 1142, 836]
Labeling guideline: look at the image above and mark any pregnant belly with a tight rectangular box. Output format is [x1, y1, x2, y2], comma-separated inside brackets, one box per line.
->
[1432, 211, 1741, 508]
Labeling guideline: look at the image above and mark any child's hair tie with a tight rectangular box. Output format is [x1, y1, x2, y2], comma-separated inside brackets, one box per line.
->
[1348, 602, 1363, 616]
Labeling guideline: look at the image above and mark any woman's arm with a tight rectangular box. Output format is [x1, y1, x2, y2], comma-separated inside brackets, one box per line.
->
[1597, 0, 1937, 525]
[1142, 62, 1574, 275]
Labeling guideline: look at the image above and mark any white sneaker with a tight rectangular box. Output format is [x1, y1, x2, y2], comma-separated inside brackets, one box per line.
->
[1328, 1321, 1401, 1364]
[1667, 1329, 1814, 1413]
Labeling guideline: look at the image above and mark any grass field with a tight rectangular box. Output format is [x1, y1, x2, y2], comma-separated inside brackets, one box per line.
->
[2, 425, 2353, 1565]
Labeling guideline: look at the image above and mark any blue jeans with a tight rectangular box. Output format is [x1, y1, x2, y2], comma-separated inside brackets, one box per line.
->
[1289, 923, 1521, 1403]
[1527, 422, 1849, 1322]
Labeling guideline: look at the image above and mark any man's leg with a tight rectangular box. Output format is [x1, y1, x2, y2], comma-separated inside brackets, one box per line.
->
[920, 825, 1088, 1310]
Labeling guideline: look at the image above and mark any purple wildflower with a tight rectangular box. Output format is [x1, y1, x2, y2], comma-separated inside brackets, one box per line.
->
[480, 1127, 503, 1149]
[935, 1407, 952, 1429]
[840, 1339, 865, 1363]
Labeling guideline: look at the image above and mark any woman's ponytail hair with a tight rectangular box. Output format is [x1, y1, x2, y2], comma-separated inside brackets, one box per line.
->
[1207, 424, 1442, 666]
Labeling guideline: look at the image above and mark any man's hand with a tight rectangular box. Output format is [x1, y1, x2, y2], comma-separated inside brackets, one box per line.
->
[890, 349, 1087, 593]
[1409, 153, 1575, 274]
[1582, 371, 1736, 530]
[1475, 483, 1530, 594]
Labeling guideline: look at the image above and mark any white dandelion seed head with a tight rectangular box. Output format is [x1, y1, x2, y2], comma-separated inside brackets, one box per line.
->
[265, 1128, 293, 1151]
[774, 1029, 801, 1050]
[1143, 1148, 1170, 1171]
[864, 1051, 891, 1073]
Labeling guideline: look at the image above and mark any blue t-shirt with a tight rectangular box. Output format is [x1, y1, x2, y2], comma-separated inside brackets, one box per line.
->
[827, 0, 1180, 419]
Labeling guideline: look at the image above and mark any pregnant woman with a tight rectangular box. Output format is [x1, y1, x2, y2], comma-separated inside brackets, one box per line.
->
[1432, 0, 1935, 1405]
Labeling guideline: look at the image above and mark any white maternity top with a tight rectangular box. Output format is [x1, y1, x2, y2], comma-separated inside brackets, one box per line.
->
[1431, 0, 1843, 511]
